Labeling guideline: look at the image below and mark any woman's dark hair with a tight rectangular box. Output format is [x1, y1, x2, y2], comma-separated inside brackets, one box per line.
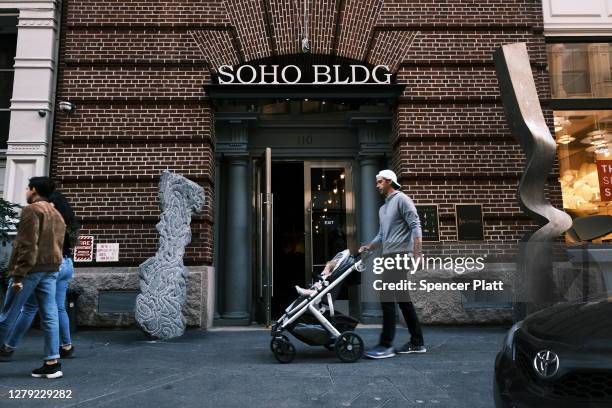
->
[28, 177, 55, 199]
[49, 191, 80, 249]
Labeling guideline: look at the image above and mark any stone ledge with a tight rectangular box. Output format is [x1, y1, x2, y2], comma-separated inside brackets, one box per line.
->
[71, 266, 214, 329]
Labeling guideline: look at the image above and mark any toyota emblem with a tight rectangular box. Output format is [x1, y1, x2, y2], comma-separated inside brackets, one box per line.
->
[533, 350, 560, 378]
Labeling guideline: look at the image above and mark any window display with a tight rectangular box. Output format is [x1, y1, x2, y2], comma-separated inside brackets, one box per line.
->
[556, 110, 612, 213]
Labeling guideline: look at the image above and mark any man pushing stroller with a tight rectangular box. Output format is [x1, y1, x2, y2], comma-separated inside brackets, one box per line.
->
[359, 169, 426, 359]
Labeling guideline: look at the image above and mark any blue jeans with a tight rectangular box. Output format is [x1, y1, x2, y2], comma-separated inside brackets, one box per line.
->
[5, 258, 73, 351]
[0, 271, 60, 360]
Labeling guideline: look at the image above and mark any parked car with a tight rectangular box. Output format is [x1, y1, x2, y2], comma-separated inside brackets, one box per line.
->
[494, 301, 612, 408]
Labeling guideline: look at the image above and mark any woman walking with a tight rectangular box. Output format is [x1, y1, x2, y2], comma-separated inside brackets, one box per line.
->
[0, 191, 80, 360]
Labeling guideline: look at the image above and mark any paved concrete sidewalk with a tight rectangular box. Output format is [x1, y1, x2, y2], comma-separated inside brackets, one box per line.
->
[0, 326, 507, 408]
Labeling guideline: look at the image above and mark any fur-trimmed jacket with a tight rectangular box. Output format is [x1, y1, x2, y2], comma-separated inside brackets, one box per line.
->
[8, 198, 66, 280]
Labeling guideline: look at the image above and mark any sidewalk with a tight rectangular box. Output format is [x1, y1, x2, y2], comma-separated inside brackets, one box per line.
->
[0, 326, 507, 408]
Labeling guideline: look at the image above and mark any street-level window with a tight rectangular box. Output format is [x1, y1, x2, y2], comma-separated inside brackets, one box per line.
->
[556, 110, 612, 213]
[547, 42, 612, 99]
[0, 13, 18, 151]
[549, 41, 612, 242]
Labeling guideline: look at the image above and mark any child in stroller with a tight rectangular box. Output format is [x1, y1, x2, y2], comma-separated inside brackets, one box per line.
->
[270, 249, 365, 363]
[294, 250, 347, 297]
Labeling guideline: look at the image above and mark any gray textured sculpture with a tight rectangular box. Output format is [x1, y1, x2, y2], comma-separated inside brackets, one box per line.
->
[135, 171, 204, 339]
[494, 43, 573, 318]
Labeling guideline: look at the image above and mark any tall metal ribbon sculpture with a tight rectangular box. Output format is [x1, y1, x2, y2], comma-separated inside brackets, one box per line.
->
[135, 171, 204, 339]
[493, 43, 572, 319]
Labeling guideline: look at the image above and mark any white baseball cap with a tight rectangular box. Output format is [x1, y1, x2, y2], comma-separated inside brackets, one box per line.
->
[376, 169, 401, 189]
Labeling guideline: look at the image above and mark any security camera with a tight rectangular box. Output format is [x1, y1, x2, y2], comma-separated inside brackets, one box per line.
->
[58, 101, 76, 114]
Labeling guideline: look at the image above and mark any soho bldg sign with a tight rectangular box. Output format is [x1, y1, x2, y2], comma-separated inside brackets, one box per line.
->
[216, 64, 392, 85]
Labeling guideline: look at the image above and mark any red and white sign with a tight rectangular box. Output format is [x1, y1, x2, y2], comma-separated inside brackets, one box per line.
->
[74, 235, 94, 262]
[96, 243, 119, 262]
[596, 160, 612, 201]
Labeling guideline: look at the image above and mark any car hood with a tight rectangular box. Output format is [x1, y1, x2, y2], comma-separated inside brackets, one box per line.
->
[523, 300, 612, 349]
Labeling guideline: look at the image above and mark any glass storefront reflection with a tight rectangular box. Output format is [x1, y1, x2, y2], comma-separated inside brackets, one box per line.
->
[547, 43, 612, 99]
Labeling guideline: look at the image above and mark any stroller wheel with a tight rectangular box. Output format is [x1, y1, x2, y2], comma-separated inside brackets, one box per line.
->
[334, 332, 364, 363]
[270, 335, 289, 352]
[271, 336, 296, 364]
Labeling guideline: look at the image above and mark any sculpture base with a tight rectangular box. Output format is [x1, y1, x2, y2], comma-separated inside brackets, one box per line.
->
[70, 265, 214, 329]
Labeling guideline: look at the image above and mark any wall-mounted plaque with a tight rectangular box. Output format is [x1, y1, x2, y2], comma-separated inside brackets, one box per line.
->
[456, 204, 484, 241]
[96, 243, 119, 262]
[415, 204, 440, 241]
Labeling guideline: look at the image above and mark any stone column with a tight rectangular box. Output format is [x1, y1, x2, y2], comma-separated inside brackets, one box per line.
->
[350, 114, 392, 322]
[221, 156, 250, 321]
[215, 114, 257, 325]
[359, 156, 383, 321]
[3, 3, 61, 205]
[213, 155, 222, 320]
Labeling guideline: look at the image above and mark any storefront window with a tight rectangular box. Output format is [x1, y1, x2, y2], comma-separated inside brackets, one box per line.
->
[557, 109, 612, 212]
[547, 42, 612, 99]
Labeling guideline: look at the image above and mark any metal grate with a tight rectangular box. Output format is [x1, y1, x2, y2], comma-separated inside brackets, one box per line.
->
[553, 372, 612, 401]
[516, 341, 612, 402]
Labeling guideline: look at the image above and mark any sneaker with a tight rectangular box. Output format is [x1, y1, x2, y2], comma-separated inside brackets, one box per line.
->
[397, 343, 427, 354]
[60, 345, 74, 359]
[364, 345, 396, 359]
[31, 362, 63, 379]
[0, 346, 14, 362]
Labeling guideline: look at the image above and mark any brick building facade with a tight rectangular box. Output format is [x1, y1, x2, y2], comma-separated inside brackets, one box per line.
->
[41, 0, 561, 327]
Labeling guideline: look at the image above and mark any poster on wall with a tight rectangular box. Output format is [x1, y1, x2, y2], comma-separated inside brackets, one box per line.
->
[596, 160, 612, 201]
[456, 204, 484, 241]
[96, 243, 119, 262]
[74, 235, 94, 262]
[415, 204, 440, 241]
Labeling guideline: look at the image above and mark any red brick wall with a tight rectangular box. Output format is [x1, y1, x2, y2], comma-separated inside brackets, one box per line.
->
[52, 0, 558, 265]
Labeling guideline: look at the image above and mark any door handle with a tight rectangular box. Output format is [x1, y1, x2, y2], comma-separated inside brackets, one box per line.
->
[258, 193, 263, 297]
[270, 193, 274, 298]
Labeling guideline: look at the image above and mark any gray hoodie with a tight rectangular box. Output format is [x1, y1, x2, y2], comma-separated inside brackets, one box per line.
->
[371, 190, 422, 255]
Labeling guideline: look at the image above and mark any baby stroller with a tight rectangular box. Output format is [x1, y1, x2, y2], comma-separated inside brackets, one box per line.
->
[270, 249, 365, 363]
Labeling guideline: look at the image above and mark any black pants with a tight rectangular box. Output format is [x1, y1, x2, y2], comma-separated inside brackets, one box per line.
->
[377, 257, 424, 347]
[379, 300, 424, 347]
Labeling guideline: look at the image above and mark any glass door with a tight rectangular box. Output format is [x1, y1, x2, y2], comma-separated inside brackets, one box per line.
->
[304, 161, 355, 282]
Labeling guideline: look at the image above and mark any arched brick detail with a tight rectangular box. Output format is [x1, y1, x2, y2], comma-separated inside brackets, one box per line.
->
[336, 0, 384, 60]
[310, 0, 338, 54]
[190, 30, 241, 70]
[223, 0, 272, 61]
[268, 0, 303, 55]
[367, 30, 418, 73]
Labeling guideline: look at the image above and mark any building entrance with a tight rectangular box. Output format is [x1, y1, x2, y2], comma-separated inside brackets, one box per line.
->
[213, 97, 394, 327]
[254, 154, 355, 324]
